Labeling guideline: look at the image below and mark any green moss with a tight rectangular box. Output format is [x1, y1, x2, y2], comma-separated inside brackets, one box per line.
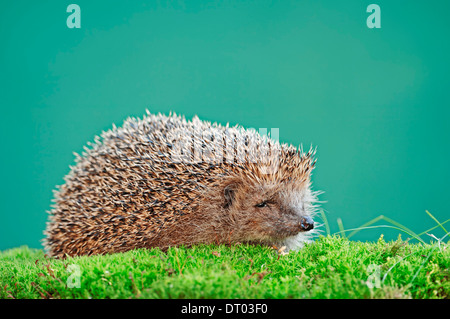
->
[1, 235, 448, 299]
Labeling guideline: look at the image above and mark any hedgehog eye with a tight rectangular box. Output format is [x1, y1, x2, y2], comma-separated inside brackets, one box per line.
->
[255, 201, 268, 208]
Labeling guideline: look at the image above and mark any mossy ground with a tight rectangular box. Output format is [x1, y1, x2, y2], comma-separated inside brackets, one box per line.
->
[1, 235, 448, 299]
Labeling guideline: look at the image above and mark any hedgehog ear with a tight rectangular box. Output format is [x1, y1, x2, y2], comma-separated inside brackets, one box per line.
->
[223, 182, 239, 209]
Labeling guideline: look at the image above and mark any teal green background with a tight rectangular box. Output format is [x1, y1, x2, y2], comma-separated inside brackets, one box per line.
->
[1, 1, 449, 250]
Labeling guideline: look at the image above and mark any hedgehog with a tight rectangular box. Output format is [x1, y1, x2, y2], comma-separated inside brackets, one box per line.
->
[43, 111, 320, 258]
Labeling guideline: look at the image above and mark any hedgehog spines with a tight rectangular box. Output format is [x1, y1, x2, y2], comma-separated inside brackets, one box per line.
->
[44, 112, 318, 257]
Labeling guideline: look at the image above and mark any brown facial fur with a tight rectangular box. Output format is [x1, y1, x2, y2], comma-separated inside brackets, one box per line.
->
[43, 112, 318, 258]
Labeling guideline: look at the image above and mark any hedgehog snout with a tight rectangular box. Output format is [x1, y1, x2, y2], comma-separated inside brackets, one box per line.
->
[299, 216, 314, 231]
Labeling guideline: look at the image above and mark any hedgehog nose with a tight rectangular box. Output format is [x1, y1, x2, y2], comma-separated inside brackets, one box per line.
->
[300, 216, 314, 231]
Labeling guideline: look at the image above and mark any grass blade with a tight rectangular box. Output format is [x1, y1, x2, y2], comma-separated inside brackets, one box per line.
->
[347, 215, 385, 239]
[334, 225, 425, 243]
[425, 210, 448, 234]
[319, 209, 330, 236]
[380, 216, 424, 243]
[416, 219, 450, 238]
[343, 215, 425, 244]
[336, 218, 346, 238]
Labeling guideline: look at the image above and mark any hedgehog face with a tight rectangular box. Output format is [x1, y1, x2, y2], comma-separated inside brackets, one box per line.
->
[224, 180, 316, 248]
